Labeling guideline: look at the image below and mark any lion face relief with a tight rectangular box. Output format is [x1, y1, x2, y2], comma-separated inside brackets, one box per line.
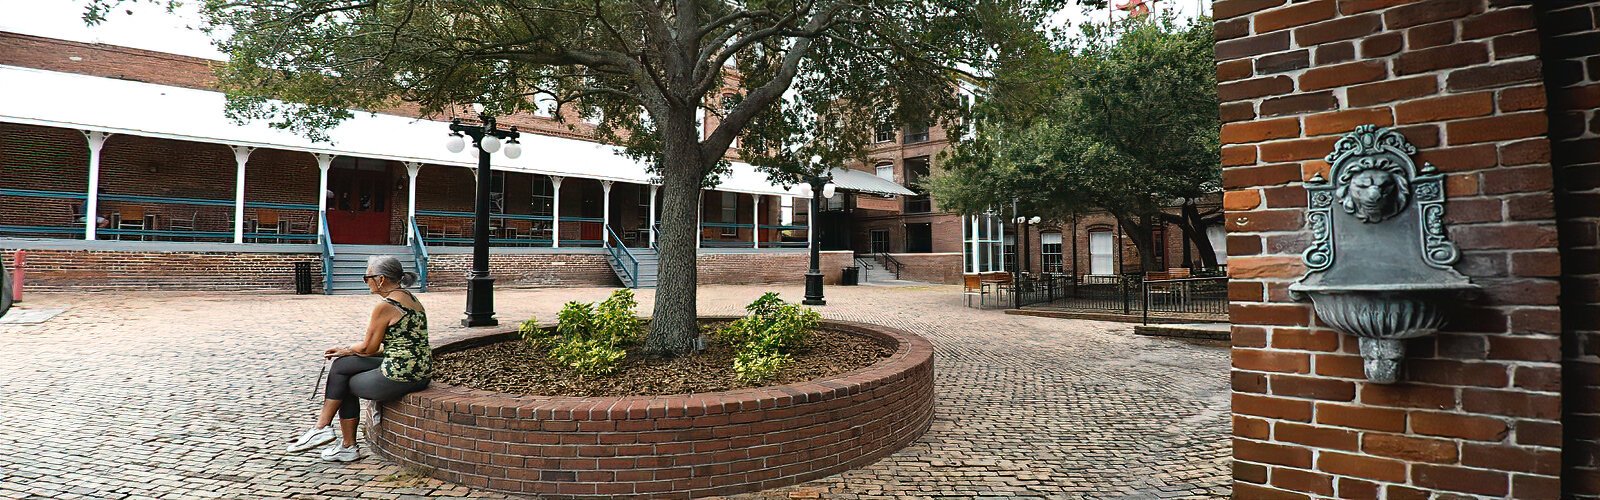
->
[1336, 158, 1409, 223]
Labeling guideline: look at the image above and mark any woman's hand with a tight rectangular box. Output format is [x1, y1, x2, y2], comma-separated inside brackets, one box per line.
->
[324, 347, 351, 359]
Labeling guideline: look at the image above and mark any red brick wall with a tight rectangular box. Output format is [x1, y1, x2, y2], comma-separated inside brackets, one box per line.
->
[0, 247, 321, 291]
[697, 251, 853, 285]
[1220, 1, 1567, 498]
[370, 319, 935, 499]
[425, 253, 619, 289]
[1542, 1, 1600, 497]
[887, 253, 963, 284]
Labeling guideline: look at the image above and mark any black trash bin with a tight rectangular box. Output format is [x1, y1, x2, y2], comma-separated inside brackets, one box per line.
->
[841, 266, 860, 286]
[293, 262, 313, 295]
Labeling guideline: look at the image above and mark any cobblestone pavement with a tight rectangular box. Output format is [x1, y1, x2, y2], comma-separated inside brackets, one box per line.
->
[0, 284, 1229, 499]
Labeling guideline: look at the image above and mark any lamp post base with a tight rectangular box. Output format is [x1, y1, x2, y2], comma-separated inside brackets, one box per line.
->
[461, 275, 498, 327]
[802, 271, 826, 306]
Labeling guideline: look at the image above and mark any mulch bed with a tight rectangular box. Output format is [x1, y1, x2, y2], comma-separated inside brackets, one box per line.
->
[432, 325, 895, 397]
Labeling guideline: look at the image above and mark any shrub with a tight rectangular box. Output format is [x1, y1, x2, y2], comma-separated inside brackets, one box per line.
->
[516, 314, 555, 348]
[719, 292, 821, 384]
[548, 290, 643, 377]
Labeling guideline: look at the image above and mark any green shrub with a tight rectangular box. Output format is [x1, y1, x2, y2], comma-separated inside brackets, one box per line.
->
[719, 292, 821, 384]
[516, 314, 555, 348]
[548, 290, 643, 377]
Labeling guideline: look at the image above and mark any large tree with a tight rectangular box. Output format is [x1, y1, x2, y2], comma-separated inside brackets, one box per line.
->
[930, 14, 1220, 272]
[89, 0, 1061, 354]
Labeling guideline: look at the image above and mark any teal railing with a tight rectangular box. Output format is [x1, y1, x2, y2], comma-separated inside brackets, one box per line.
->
[0, 188, 317, 210]
[604, 224, 640, 288]
[318, 213, 335, 295]
[408, 216, 430, 292]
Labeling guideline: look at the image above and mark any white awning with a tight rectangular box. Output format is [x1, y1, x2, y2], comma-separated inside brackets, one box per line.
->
[826, 167, 918, 196]
[0, 65, 807, 198]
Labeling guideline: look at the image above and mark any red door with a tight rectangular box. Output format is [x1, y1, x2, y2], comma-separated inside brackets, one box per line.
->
[326, 168, 394, 245]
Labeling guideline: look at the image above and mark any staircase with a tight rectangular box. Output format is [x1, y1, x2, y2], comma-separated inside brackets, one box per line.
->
[609, 246, 659, 289]
[857, 254, 921, 286]
[327, 245, 425, 295]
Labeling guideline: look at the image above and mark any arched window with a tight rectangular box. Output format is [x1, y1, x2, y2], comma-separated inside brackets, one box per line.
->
[1040, 232, 1063, 273]
[874, 161, 895, 182]
[1088, 228, 1114, 275]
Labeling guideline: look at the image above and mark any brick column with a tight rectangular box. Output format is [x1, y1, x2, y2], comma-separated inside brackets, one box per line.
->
[1542, 2, 1600, 498]
[1219, 1, 1566, 498]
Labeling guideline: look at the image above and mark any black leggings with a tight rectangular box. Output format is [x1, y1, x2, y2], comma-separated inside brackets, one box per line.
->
[325, 356, 429, 419]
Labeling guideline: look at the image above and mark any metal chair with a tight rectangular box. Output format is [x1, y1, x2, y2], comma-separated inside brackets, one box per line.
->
[167, 211, 199, 241]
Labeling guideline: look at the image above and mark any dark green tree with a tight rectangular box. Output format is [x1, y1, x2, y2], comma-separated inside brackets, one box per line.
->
[930, 14, 1220, 272]
[88, 0, 1064, 355]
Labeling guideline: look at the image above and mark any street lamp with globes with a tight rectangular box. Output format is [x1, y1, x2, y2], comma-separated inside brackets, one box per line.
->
[801, 155, 838, 306]
[447, 103, 522, 327]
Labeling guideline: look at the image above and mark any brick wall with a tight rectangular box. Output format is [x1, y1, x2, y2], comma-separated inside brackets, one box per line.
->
[0, 247, 321, 292]
[1220, 1, 1568, 498]
[425, 253, 620, 289]
[697, 251, 853, 286]
[1542, 1, 1600, 497]
[370, 319, 935, 499]
[887, 253, 963, 284]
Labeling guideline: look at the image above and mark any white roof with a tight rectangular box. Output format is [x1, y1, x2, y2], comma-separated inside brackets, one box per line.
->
[0, 65, 807, 198]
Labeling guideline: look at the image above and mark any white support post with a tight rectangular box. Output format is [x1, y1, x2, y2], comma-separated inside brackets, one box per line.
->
[231, 146, 254, 244]
[999, 216, 1007, 273]
[404, 162, 422, 244]
[600, 180, 613, 248]
[752, 193, 761, 249]
[969, 215, 980, 273]
[648, 184, 658, 247]
[82, 130, 111, 240]
[550, 176, 563, 248]
[313, 153, 335, 235]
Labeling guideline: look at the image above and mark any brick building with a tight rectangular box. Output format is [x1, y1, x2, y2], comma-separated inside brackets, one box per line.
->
[1219, 0, 1598, 497]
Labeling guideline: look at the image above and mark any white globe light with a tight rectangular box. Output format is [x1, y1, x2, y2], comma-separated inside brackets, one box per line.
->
[480, 135, 502, 154]
[822, 182, 837, 199]
[1029, 216, 1042, 224]
[445, 133, 465, 153]
[503, 140, 522, 159]
[472, 103, 485, 114]
[797, 183, 813, 197]
[1015, 216, 1026, 223]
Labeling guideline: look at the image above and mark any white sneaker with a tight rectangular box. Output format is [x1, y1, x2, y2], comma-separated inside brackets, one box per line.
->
[285, 426, 336, 453]
[319, 442, 359, 462]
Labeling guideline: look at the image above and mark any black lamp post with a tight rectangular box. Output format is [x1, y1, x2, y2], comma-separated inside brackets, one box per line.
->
[445, 105, 522, 327]
[802, 165, 837, 306]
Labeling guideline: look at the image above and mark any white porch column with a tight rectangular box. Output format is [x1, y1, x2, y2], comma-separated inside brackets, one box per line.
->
[550, 176, 563, 248]
[647, 184, 658, 247]
[81, 130, 111, 240]
[404, 162, 422, 244]
[999, 216, 1007, 273]
[313, 153, 335, 235]
[231, 146, 254, 244]
[600, 180, 613, 248]
[752, 193, 761, 249]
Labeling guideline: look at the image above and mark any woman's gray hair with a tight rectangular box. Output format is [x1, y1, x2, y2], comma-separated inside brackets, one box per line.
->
[366, 255, 418, 287]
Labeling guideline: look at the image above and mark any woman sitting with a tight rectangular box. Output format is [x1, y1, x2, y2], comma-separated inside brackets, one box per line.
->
[286, 255, 431, 461]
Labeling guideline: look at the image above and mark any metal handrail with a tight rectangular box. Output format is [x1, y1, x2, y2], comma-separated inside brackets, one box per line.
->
[605, 224, 640, 287]
[318, 213, 335, 295]
[408, 216, 430, 292]
[875, 252, 904, 279]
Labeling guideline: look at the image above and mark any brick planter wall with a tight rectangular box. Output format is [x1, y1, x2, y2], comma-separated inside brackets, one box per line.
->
[696, 251, 853, 285]
[369, 319, 935, 499]
[0, 246, 321, 291]
[886, 253, 963, 284]
[1220, 1, 1575, 498]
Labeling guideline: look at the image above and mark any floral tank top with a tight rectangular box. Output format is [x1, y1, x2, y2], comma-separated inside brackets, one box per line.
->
[380, 293, 431, 382]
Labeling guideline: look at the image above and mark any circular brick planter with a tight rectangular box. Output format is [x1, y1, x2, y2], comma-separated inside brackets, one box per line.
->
[368, 318, 935, 499]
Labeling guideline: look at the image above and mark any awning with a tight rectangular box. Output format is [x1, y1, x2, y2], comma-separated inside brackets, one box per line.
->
[0, 65, 807, 198]
[826, 167, 918, 196]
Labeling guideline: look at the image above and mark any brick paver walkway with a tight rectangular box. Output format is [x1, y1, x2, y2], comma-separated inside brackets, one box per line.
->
[0, 284, 1229, 499]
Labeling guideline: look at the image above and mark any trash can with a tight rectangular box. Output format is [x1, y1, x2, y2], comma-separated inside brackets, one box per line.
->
[842, 266, 860, 286]
[293, 262, 313, 295]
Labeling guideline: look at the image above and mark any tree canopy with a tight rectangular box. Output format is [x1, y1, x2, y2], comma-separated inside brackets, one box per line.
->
[87, 0, 1068, 353]
[928, 14, 1221, 271]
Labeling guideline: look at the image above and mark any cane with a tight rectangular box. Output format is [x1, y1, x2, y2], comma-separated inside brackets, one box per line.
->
[310, 358, 331, 401]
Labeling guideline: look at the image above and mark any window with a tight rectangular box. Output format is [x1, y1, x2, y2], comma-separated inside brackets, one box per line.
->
[962, 213, 1004, 273]
[875, 122, 896, 143]
[491, 171, 507, 214]
[1041, 232, 1063, 273]
[1150, 225, 1166, 269]
[531, 176, 554, 216]
[1206, 224, 1228, 265]
[875, 162, 895, 182]
[904, 123, 930, 143]
[781, 196, 795, 225]
[903, 158, 931, 213]
[871, 229, 890, 254]
[639, 185, 652, 226]
[720, 192, 738, 237]
[1004, 235, 1016, 272]
[1089, 230, 1114, 275]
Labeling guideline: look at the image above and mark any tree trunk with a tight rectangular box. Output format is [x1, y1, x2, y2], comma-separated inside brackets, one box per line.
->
[644, 119, 705, 357]
[1113, 212, 1158, 275]
[1182, 202, 1220, 271]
